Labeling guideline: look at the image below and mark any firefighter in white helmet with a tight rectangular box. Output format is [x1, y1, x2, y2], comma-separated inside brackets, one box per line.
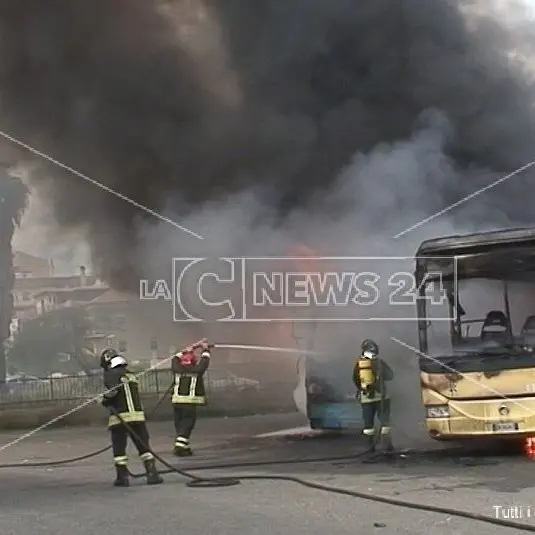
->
[100, 349, 163, 487]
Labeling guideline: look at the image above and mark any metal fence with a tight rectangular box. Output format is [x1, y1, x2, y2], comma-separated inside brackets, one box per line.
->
[0, 367, 278, 405]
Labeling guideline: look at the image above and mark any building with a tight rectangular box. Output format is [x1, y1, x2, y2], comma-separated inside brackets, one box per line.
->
[10, 254, 175, 365]
[12, 257, 100, 323]
[81, 290, 189, 365]
[13, 251, 54, 278]
[10, 253, 302, 375]
[24, 283, 166, 365]
[10, 253, 184, 366]
[32, 284, 109, 316]
[81, 288, 133, 359]
[10, 256, 107, 362]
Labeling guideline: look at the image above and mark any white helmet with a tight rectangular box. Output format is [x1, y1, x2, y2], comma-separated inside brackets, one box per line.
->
[109, 355, 127, 369]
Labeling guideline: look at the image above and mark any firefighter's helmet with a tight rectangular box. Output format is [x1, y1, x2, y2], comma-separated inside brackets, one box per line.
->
[177, 350, 196, 366]
[361, 339, 379, 358]
[100, 348, 118, 369]
[109, 355, 128, 369]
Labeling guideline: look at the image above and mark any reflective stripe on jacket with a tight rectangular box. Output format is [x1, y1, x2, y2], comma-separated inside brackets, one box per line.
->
[103, 367, 146, 428]
[171, 351, 210, 405]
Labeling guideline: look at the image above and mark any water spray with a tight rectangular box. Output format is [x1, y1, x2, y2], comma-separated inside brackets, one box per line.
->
[0, 341, 313, 454]
[215, 343, 322, 356]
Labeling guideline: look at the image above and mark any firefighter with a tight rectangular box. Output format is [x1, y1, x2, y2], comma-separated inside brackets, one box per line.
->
[353, 339, 394, 453]
[100, 350, 164, 487]
[171, 341, 211, 456]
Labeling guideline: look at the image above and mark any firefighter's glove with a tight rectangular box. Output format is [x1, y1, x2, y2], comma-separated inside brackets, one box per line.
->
[200, 341, 212, 351]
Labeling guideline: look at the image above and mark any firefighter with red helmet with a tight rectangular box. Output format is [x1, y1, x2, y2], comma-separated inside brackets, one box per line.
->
[171, 341, 211, 456]
[100, 349, 164, 487]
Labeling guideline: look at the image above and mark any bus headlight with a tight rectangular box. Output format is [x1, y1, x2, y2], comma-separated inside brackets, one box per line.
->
[426, 405, 450, 418]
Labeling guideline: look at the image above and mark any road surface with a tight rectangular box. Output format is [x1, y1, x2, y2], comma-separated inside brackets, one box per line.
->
[1, 413, 535, 534]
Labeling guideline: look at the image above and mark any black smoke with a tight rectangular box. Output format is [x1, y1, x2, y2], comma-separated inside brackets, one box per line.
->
[0, 0, 534, 289]
[209, 0, 535, 208]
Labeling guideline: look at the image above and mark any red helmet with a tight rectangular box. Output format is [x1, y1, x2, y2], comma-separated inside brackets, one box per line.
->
[178, 350, 196, 366]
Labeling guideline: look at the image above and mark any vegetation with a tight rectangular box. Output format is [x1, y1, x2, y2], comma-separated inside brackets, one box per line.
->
[6, 307, 96, 377]
[0, 167, 28, 382]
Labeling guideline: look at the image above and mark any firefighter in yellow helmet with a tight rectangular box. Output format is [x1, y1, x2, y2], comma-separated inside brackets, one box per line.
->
[353, 339, 394, 453]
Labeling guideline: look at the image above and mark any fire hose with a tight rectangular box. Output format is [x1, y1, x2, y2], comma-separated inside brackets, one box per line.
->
[111, 408, 535, 532]
[0, 342, 534, 531]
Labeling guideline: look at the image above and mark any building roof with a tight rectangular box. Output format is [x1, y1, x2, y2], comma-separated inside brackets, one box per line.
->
[84, 288, 132, 306]
[13, 251, 52, 276]
[14, 274, 98, 291]
[13, 302, 35, 310]
[33, 285, 108, 299]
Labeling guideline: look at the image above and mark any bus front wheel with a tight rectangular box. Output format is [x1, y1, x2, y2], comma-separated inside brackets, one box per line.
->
[309, 419, 323, 430]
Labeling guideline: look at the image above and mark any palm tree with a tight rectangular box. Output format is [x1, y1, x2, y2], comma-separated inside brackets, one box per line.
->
[0, 165, 28, 382]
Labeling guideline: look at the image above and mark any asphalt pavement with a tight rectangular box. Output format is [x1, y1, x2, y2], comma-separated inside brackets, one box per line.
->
[2, 412, 535, 535]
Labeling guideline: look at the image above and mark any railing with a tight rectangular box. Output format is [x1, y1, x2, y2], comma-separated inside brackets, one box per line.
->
[0, 366, 296, 405]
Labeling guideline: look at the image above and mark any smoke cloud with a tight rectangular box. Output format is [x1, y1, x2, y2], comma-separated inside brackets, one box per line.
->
[3, 0, 535, 443]
[0, 0, 534, 282]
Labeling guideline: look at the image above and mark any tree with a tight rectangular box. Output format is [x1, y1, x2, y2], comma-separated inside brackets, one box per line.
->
[6, 307, 95, 377]
[0, 166, 28, 382]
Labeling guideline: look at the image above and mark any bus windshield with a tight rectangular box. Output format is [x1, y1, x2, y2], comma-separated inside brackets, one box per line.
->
[425, 277, 535, 357]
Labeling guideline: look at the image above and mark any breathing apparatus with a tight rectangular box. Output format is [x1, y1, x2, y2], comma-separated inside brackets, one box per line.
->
[356, 339, 379, 396]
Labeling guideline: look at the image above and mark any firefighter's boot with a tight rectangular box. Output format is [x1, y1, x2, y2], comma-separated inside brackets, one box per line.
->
[173, 438, 193, 456]
[380, 433, 394, 454]
[113, 464, 130, 487]
[365, 433, 376, 452]
[173, 436, 193, 457]
[173, 445, 193, 456]
[143, 458, 164, 485]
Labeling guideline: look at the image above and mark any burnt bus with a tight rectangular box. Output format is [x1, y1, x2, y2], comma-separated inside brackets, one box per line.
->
[415, 226, 535, 448]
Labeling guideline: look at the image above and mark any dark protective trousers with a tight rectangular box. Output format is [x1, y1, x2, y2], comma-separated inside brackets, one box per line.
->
[361, 398, 391, 438]
[173, 404, 197, 449]
[110, 422, 154, 465]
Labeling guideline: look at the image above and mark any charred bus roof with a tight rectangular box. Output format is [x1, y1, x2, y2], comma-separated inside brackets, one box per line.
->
[416, 227, 535, 257]
[415, 227, 535, 281]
